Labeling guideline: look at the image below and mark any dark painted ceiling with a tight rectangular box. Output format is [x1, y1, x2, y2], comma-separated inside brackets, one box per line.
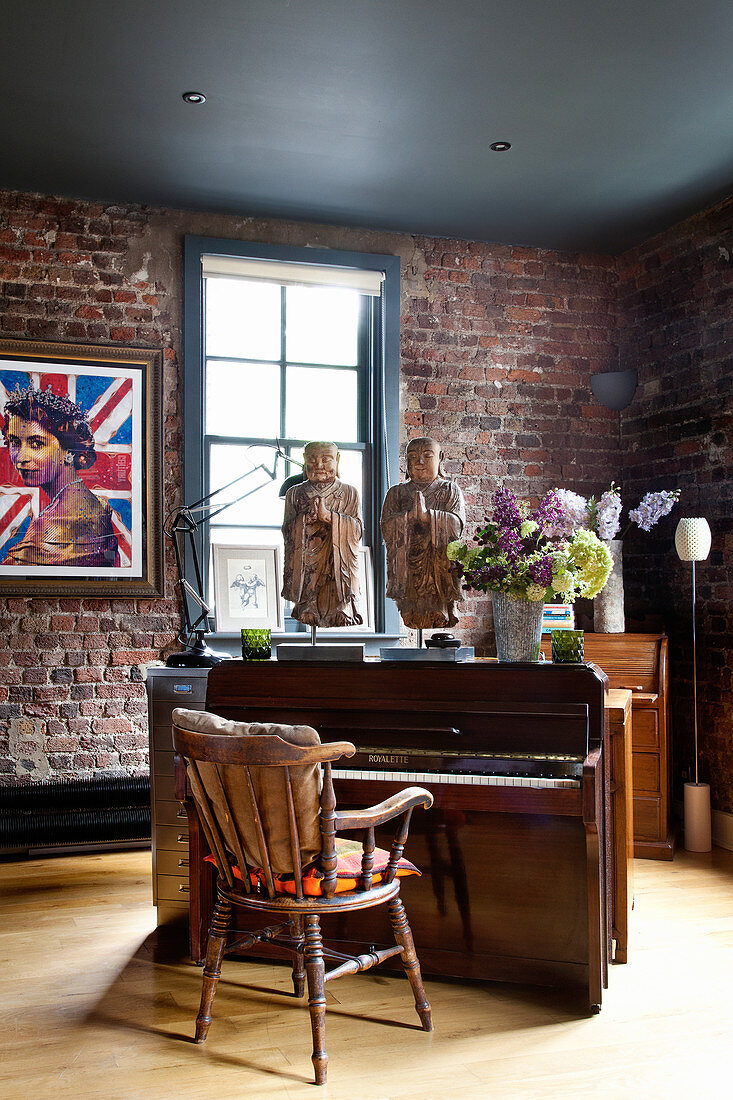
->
[2, 1, 732, 252]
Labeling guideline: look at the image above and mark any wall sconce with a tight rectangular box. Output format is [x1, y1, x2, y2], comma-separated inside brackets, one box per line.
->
[590, 369, 638, 410]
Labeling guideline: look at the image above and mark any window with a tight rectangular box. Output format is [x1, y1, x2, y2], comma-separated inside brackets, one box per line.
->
[183, 237, 400, 636]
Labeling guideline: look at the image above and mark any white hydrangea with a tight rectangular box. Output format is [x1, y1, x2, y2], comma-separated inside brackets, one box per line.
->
[551, 569, 574, 594]
[525, 583, 547, 602]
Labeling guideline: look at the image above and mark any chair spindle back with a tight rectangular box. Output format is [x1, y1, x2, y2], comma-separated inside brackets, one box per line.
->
[172, 721, 354, 900]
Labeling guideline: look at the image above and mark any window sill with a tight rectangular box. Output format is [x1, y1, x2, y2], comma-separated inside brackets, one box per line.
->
[209, 631, 405, 659]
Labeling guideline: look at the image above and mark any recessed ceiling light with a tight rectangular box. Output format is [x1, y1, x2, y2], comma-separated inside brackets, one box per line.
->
[182, 91, 206, 104]
[490, 141, 511, 152]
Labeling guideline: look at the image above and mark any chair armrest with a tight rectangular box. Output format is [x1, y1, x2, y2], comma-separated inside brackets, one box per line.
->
[334, 786, 434, 831]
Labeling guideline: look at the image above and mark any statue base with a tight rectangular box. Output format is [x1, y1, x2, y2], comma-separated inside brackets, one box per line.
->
[276, 644, 365, 662]
[380, 646, 474, 662]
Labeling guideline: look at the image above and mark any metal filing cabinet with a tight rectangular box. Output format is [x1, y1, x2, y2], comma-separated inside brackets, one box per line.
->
[145, 666, 210, 923]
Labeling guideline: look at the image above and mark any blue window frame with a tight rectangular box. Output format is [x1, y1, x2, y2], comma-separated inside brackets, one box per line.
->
[183, 235, 401, 638]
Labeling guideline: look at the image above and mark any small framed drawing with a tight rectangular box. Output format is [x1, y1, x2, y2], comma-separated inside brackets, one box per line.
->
[213, 544, 283, 631]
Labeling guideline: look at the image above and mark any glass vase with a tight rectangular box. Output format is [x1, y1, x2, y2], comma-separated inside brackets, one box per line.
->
[551, 629, 585, 663]
[241, 628, 272, 661]
[491, 591, 544, 662]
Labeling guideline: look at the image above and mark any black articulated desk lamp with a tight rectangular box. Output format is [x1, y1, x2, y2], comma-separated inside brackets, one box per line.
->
[165, 444, 304, 667]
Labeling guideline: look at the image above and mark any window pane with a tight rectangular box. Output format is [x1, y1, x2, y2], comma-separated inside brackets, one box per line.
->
[205, 277, 281, 361]
[208, 444, 288, 527]
[210, 526, 282, 548]
[285, 366, 358, 442]
[286, 285, 359, 366]
[337, 450, 364, 512]
[206, 360, 280, 438]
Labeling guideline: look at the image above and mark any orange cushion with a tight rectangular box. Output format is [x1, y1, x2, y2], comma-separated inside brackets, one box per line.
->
[205, 836, 420, 896]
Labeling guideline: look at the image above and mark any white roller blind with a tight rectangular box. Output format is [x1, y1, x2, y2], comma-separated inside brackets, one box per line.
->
[202, 254, 385, 295]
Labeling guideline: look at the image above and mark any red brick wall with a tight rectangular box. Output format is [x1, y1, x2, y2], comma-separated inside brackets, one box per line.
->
[0, 185, 689, 794]
[403, 237, 620, 638]
[0, 193, 183, 778]
[618, 196, 733, 813]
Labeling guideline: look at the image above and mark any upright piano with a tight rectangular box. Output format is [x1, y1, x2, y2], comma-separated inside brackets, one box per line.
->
[178, 659, 611, 1012]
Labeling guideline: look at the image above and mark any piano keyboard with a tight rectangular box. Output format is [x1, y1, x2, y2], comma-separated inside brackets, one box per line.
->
[332, 768, 580, 789]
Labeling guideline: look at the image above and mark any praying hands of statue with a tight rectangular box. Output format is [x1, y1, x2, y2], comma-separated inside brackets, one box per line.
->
[411, 490, 429, 524]
[310, 496, 333, 524]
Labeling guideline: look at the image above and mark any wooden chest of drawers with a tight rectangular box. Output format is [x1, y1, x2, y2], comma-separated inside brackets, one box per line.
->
[145, 667, 210, 922]
[541, 633, 672, 859]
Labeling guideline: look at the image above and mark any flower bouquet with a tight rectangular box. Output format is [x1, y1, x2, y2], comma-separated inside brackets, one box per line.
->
[447, 487, 613, 603]
[447, 487, 613, 662]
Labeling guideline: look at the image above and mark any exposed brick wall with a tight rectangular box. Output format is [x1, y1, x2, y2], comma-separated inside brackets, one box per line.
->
[0, 193, 184, 780]
[618, 196, 733, 813]
[402, 239, 620, 639]
[5, 186, 727, 815]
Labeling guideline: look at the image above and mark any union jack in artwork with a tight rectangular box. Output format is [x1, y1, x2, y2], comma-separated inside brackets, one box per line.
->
[0, 365, 137, 569]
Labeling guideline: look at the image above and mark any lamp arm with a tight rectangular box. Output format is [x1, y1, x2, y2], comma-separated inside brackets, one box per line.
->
[190, 464, 277, 524]
[166, 441, 304, 649]
[182, 462, 274, 515]
[171, 523, 210, 642]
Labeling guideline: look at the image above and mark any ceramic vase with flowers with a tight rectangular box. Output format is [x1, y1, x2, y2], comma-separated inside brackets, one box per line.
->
[551, 485, 681, 633]
[447, 488, 613, 662]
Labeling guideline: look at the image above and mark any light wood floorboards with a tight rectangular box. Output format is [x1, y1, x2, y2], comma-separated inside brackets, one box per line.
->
[1, 847, 732, 1098]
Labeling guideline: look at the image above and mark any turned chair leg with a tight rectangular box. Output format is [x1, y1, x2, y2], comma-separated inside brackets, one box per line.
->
[388, 895, 433, 1032]
[290, 915, 306, 998]
[195, 893, 232, 1043]
[303, 914, 328, 1085]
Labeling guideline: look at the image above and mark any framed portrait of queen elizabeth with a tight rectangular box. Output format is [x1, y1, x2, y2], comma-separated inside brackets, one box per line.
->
[0, 338, 163, 596]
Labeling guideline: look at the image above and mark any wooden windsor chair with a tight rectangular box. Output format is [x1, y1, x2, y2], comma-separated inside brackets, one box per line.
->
[172, 707, 434, 1086]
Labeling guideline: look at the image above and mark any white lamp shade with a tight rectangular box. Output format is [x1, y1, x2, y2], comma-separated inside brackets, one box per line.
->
[675, 517, 711, 562]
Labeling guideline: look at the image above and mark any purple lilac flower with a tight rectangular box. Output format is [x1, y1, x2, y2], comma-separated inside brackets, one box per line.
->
[628, 490, 681, 532]
[485, 564, 509, 586]
[492, 487, 523, 529]
[597, 488, 623, 540]
[547, 489, 589, 538]
[497, 528, 524, 561]
[531, 490, 565, 539]
[528, 555, 553, 587]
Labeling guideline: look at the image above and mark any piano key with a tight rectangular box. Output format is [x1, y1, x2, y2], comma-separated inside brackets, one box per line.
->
[331, 767, 580, 789]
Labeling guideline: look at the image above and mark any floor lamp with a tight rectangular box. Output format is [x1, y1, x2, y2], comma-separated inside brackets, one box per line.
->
[675, 516, 712, 852]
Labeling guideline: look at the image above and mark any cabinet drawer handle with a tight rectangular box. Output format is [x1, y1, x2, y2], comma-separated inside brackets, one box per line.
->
[176, 808, 186, 818]
[177, 834, 187, 844]
[178, 884, 190, 893]
[178, 858, 189, 867]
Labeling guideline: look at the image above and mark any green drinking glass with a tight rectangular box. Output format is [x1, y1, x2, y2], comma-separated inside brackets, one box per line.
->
[551, 629, 584, 664]
[241, 628, 272, 661]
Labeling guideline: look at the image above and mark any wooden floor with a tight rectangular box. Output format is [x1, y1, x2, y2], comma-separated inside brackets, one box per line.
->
[1, 849, 732, 1099]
